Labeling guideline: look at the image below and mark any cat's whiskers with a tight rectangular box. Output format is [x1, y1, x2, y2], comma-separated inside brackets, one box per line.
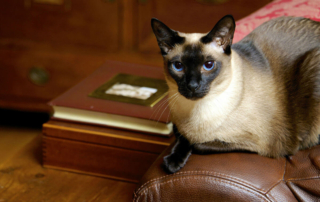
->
[150, 92, 178, 121]
[149, 98, 169, 121]
[166, 94, 180, 123]
[149, 91, 177, 120]
[155, 93, 179, 126]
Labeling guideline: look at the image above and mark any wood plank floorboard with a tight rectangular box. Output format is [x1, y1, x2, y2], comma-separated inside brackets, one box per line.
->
[0, 126, 40, 165]
[0, 128, 137, 202]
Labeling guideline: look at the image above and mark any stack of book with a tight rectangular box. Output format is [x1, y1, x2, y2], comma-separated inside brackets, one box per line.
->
[42, 61, 175, 182]
[49, 60, 173, 136]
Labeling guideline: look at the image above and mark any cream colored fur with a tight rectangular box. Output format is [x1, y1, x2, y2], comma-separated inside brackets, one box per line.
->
[165, 33, 284, 155]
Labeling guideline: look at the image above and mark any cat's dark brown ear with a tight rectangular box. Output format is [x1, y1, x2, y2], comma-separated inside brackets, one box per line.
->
[201, 15, 235, 54]
[151, 18, 185, 55]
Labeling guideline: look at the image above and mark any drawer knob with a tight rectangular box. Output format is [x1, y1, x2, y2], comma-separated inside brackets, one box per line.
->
[28, 67, 50, 86]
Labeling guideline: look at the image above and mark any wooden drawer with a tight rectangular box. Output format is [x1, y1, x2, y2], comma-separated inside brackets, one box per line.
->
[0, 49, 106, 111]
[0, 0, 121, 50]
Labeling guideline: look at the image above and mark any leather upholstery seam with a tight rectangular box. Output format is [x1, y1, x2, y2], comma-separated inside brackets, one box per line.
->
[286, 176, 320, 182]
[264, 179, 284, 195]
[283, 151, 320, 182]
[134, 176, 271, 202]
[135, 170, 268, 194]
[283, 159, 287, 180]
[307, 152, 320, 178]
[265, 192, 277, 202]
[265, 160, 287, 195]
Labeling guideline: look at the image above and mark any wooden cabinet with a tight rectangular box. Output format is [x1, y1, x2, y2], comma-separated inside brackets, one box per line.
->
[0, 0, 122, 111]
[0, 0, 271, 112]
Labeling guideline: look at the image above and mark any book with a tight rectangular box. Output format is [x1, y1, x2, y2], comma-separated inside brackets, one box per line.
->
[48, 60, 173, 136]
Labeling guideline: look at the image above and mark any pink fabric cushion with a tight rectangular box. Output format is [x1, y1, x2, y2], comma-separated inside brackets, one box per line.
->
[234, 0, 320, 43]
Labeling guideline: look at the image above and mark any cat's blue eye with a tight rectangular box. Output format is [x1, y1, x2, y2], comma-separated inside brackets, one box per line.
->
[203, 61, 215, 71]
[172, 62, 184, 72]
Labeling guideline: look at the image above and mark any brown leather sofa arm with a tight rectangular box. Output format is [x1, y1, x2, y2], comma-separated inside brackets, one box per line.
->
[133, 144, 320, 202]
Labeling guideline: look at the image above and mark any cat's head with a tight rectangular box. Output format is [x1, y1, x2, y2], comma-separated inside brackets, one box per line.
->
[151, 15, 235, 100]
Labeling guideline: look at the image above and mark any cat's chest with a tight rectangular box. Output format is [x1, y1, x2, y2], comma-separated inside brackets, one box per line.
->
[171, 95, 239, 143]
[170, 87, 275, 144]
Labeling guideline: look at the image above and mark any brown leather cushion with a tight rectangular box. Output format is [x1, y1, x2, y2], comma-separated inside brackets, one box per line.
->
[133, 144, 320, 201]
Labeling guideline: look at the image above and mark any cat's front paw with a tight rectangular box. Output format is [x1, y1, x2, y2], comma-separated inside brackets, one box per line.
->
[162, 153, 186, 174]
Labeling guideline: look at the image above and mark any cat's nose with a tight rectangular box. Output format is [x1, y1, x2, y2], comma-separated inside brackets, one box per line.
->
[187, 81, 200, 92]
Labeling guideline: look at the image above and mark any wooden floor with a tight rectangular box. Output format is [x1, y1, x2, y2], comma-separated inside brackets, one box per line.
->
[0, 111, 137, 202]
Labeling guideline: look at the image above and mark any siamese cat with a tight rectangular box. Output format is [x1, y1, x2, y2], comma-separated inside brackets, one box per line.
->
[151, 15, 320, 174]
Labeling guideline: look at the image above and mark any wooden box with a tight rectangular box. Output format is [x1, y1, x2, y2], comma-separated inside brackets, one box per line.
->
[42, 120, 174, 183]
